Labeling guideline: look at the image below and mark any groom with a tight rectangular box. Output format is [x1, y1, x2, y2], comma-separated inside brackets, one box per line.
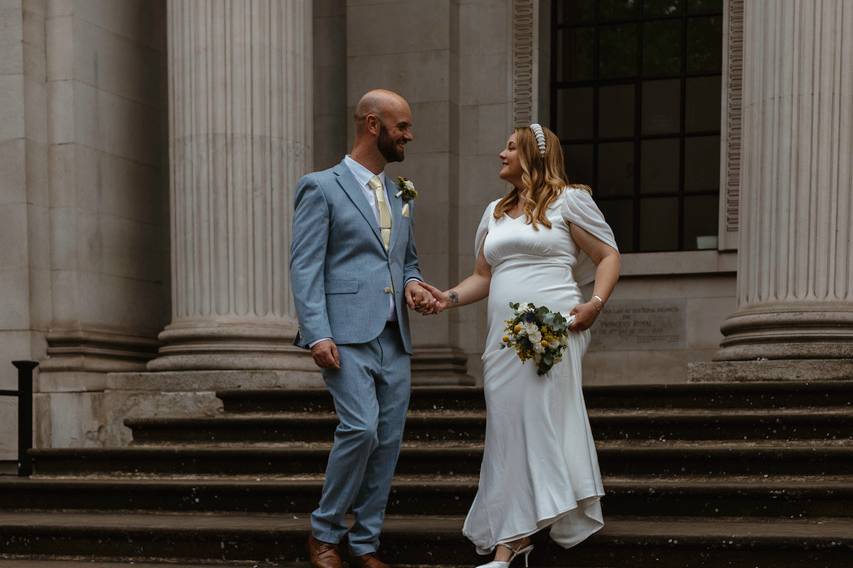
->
[290, 89, 435, 568]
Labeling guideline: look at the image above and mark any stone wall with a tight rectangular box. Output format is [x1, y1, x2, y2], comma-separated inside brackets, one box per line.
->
[7, 0, 170, 452]
[584, 253, 736, 385]
[0, 0, 49, 459]
[314, 0, 347, 170]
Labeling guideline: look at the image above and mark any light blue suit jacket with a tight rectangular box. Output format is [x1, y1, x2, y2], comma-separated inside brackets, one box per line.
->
[290, 159, 423, 354]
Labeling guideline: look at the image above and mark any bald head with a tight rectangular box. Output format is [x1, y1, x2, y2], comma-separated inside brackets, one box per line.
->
[354, 89, 410, 133]
[351, 89, 414, 165]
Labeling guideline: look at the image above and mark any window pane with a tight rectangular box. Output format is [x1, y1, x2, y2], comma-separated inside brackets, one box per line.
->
[598, 85, 635, 138]
[645, 0, 682, 16]
[598, 142, 635, 197]
[643, 21, 682, 76]
[640, 197, 679, 251]
[556, 0, 595, 24]
[641, 138, 679, 194]
[686, 76, 722, 132]
[642, 79, 680, 135]
[684, 195, 719, 250]
[556, 88, 594, 140]
[599, 25, 639, 79]
[688, 0, 723, 14]
[564, 144, 594, 186]
[687, 17, 722, 73]
[598, 199, 635, 252]
[685, 135, 720, 192]
[557, 27, 595, 82]
[600, 0, 641, 21]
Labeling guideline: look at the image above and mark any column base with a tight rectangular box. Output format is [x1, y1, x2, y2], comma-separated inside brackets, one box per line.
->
[147, 319, 315, 371]
[715, 303, 853, 361]
[411, 346, 475, 385]
[40, 328, 160, 374]
[688, 359, 853, 382]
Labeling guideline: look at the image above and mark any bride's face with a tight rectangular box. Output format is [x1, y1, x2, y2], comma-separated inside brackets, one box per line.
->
[499, 133, 523, 185]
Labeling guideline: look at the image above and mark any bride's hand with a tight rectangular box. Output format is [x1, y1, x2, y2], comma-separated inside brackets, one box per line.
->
[569, 302, 600, 332]
[417, 282, 451, 314]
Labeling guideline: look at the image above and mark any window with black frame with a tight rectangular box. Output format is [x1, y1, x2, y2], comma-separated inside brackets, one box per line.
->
[551, 0, 723, 252]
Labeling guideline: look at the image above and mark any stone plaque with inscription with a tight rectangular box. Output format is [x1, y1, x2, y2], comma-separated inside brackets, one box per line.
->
[589, 299, 686, 351]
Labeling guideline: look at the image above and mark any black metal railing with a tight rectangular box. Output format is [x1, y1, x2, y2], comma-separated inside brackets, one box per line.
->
[0, 361, 37, 476]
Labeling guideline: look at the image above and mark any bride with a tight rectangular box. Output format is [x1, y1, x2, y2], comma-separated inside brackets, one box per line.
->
[420, 124, 621, 567]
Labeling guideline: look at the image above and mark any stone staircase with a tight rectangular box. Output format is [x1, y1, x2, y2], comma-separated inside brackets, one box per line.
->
[2, 381, 853, 566]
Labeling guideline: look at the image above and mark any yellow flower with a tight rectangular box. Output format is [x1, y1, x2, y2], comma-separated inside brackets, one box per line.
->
[540, 339, 550, 347]
[502, 335, 510, 343]
[514, 323, 523, 333]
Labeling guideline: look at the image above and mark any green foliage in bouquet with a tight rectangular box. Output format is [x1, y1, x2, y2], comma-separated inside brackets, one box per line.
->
[500, 302, 571, 375]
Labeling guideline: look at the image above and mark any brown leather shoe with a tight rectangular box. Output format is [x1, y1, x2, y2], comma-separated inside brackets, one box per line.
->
[307, 535, 343, 568]
[350, 552, 390, 568]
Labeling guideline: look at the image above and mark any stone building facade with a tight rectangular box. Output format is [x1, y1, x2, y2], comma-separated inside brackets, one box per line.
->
[0, 0, 850, 458]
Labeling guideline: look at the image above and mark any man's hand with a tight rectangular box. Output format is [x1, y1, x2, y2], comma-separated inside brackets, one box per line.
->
[405, 281, 438, 313]
[311, 339, 341, 369]
[417, 281, 451, 315]
[569, 302, 599, 332]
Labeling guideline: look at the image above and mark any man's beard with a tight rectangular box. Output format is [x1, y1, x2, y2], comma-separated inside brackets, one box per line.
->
[378, 123, 405, 163]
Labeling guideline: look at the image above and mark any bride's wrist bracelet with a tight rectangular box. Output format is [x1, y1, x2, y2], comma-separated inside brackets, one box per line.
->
[590, 295, 605, 312]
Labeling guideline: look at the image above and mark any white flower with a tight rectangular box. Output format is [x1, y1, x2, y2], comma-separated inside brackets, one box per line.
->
[403, 179, 415, 191]
[533, 342, 545, 354]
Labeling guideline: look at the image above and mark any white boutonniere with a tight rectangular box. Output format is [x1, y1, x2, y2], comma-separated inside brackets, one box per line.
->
[395, 177, 418, 202]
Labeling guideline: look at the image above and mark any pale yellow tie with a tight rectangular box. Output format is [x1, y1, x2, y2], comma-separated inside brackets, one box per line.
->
[368, 175, 392, 250]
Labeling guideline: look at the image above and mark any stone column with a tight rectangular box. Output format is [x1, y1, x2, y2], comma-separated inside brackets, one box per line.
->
[149, 0, 313, 371]
[705, 0, 853, 378]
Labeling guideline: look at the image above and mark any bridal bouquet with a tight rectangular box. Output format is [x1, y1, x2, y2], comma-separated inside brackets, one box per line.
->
[500, 302, 572, 375]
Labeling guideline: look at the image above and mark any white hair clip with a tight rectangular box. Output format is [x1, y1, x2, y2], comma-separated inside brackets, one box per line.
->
[529, 123, 546, 156]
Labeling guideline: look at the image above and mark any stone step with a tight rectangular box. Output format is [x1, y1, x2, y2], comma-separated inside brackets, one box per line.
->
[219, 386, 485, 414]
[3, 475, 853, 519]
[125, 413, 487, 444]
[0, 512, 850, 567]
[0, 560, 472, 568]
[0, 562, 272, 568]
[217, 381, 853, 414]
[30, 441, 853, 477]
[125, 408, 853, 445]
[0, 562, 455, 568]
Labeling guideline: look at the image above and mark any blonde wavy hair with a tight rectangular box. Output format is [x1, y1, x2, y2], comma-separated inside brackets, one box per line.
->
[494, 125, 591, 229]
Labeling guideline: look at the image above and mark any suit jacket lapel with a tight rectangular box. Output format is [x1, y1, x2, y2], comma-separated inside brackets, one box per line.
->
[388, 176, 404, 253]
[332, 160, 383, 246]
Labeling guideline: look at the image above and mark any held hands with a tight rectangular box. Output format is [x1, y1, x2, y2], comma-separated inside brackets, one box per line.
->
[414, 281, 451, 315]
[405, 281, 440, 314]
[569, 301, 601, 332]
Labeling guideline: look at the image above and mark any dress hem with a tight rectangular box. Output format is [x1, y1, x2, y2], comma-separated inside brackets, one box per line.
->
[465, 492, 606, 556]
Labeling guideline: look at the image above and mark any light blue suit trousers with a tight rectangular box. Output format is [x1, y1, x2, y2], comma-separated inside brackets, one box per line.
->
[311, 323, 410, 555]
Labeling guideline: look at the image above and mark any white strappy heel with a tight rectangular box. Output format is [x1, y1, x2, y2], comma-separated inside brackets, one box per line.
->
[474, 540, 534, 568]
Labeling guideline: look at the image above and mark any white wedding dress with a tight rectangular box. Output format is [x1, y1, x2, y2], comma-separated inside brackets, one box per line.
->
[462, 187, 618, 555]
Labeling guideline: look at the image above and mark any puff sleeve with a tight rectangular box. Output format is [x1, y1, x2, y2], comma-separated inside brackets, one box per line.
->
[474, 200, 498, 259]
[561, 187, 619, 286]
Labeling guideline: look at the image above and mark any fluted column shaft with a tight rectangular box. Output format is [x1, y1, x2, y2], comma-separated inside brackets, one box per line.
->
[150, 0, 313, 370]
[716, 0, 853, 360]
